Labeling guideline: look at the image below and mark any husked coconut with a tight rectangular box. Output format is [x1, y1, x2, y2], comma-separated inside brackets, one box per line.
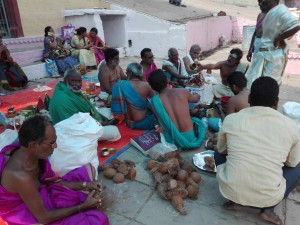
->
[103, 168, 117, 179]
[126, 167, 137, 180]
[171, 195, 187, 215]
[190, 172, 201, 183]
[187, 185, 199, 200]
[176, 170, 188, 181]
[113, 173, 125, 183]
[118, 163, 128, 173]
[147, 160, 156, 170]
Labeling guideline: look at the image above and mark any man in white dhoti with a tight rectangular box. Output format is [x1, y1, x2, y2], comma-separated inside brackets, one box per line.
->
[246, 0, 300, 89]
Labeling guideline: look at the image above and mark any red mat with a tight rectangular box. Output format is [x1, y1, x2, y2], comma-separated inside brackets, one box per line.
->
[0, 80, 144, 165]
[98, 123, 144, 165]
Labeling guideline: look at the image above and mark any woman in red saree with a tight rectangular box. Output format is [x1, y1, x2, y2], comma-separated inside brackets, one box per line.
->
[87, 28, 105, 65]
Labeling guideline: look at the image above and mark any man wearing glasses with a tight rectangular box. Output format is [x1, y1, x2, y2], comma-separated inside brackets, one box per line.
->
[140, 48, 157, 82]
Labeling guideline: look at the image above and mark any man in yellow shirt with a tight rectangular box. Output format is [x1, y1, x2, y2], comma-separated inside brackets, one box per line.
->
[215, 76, 300, 225]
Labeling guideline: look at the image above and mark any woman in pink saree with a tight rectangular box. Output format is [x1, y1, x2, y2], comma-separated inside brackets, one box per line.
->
[0, 116, 109, 225]
[87, 28, 105, 65]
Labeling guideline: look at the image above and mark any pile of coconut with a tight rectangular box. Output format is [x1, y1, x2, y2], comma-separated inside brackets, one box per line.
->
[99, 159, 137, 183]
[146, 151, 201, 215]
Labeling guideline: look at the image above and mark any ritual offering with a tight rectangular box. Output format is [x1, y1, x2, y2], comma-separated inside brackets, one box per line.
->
[193, 150, 217, 173]
[146, 151, 201, 215]
[100, 159, 137, 183]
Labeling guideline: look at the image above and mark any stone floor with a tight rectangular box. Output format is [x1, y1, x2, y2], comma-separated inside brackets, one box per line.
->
[2, 44, 300, 225]
[97, 45, 300, 225]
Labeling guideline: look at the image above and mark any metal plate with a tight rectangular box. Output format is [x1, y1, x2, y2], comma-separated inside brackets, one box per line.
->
[193, 150, 217, 173]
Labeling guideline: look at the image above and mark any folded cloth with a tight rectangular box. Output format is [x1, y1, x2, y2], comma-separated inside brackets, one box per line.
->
[33, 85, 52, 92]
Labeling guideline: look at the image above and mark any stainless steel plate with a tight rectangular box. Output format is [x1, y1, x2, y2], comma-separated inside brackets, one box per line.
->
[193, 150, 217, 173]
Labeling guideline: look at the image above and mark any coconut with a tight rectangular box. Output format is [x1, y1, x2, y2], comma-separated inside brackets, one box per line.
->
[176, 170, 188, 182]
[190, 172, 201, 183]
[103, 168, 117, 179]
[113, 173, 125, 183]
[126, 167, 137, 180]
[168, 179, 178, 190]
[176, 180, 187, 189]
[111, 158, 121, 166]
[98, 163, 113, 171]
[118, 163, 128, 173]
[171, 195, 187, 215]
[187, 185, 199, 200]
[147, 160, 156, 170]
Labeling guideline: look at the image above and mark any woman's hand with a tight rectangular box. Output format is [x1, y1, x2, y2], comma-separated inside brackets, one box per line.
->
[85, 180, 102, 192]
[81, 190, 102, 210]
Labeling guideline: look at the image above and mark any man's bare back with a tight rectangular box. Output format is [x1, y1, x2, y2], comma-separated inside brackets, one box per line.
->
[127, 80, 154, 121]
[226, 89, 250, 115]
[159, 88, 199, 133]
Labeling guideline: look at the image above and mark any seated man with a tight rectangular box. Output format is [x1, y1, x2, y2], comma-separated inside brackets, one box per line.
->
[183, 44, 201, 75]
[0, 115, 109, 224]
[111, 62, 155, 130]
[97, 48, 126, 101]
[215, 77, 300, 225]
[162, 48, 189, 87]
[148, 69, 206, 150]
[199, 48, 248, 98]
[226, 71, 249, 115]
[49, 68, 120, 142]
[140, 48, 157, 81]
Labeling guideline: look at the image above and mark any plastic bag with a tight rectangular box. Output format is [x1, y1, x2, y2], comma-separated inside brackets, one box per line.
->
[0, 129, 18, 151]
[49, 113, 104, 176]
[149, 133, 177, 160]
[282, 101, 300, 132]
[45, 59, 60, 77]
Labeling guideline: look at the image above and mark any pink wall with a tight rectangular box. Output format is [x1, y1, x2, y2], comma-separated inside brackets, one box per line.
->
[186, 16, 233, 53]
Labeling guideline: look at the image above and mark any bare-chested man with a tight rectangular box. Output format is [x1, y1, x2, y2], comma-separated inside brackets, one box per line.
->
[183, 44, 201, 74]
[0, 115, 108, 224]
[97, 48, 126, 96]
[140, 48, 157, 82]
[226, 71, 250, 115]
[148, 69, 206, 150]
[111, 62, 155, 130]
[199, 48, 248, 98]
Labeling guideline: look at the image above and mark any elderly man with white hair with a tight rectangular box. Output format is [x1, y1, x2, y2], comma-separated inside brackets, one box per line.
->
[111, 62, 155, 130]
[49, 68, 120, 142]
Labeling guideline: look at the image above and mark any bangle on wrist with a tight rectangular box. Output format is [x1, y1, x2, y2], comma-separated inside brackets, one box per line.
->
[82, 181, 87, 190]
[78, 205, 81, 213]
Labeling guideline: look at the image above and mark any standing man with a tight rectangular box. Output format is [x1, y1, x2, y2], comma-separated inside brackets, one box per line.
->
[111, 62, 155, 130]
[199, 48, 248, 98]
[140, 48, 157, 82]
[183, 44, 201, 75]
[148, 69, 206, 150]
[245, 0, 300, 88]
[215, 77, 300, 225]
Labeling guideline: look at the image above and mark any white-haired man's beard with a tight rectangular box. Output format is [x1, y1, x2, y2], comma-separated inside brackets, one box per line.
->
[66, 82, 81, 93]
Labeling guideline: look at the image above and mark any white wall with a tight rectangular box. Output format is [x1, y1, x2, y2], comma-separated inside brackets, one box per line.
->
[111, 5, 186, 59]
[100, 15, 127, 48]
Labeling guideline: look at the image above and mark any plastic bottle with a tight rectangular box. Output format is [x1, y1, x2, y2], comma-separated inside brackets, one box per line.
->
[36, 96, 45, 112]
[44, 93, 51, 110]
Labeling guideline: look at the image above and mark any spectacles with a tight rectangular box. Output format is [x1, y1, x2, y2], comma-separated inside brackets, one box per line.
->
[144, 55, 154, 59]
[43, 141, 57, 148]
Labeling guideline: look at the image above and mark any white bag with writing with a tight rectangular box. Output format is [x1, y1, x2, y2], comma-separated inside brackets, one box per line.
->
[50, 113, 104, 176]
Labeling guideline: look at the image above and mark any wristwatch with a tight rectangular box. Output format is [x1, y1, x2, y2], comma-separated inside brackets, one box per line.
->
[82, 181, 87, 190]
